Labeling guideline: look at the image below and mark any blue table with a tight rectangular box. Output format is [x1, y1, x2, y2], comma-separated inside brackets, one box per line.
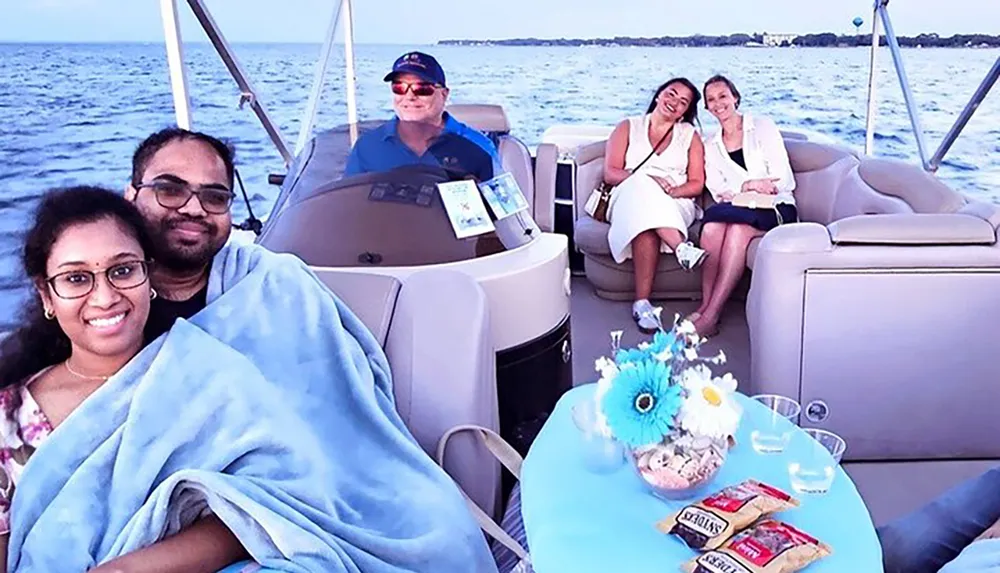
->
[520, 384, 884, 572]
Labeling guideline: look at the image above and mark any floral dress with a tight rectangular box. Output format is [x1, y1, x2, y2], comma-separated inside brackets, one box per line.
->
[0, 381, 55, 535]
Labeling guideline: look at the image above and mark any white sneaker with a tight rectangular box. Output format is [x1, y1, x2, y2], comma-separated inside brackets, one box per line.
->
[675, 241, 707, 272]
[632, 299, 660, 333]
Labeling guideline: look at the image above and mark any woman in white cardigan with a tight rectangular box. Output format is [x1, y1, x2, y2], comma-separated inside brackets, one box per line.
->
[690, 75, 797, 336]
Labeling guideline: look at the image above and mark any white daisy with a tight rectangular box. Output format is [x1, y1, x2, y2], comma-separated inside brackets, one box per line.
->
[678, 366, 742, 439]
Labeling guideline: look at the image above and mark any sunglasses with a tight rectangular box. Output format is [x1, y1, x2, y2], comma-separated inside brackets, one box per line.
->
[391, 81, 437, 97]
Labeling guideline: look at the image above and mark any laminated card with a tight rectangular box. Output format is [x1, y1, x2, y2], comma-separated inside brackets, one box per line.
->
[478, 172, 529, 220]
[437, 179, 496, 239]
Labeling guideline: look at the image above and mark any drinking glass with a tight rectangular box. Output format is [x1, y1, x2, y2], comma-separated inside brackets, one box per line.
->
[571, 398, 624, 473]
[788, 428, 846, 495]
[750, 394, 801, 454]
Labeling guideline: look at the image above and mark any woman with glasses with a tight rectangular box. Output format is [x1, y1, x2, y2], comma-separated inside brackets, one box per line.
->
[0, 186, 247, 571]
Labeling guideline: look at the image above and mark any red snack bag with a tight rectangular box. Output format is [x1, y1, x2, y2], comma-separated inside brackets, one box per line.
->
[680, 518, 833, 573]
[657, 479, 798, 550]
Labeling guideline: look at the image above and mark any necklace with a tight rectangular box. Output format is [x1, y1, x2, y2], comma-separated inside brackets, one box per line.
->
[64, 361, 111, 381]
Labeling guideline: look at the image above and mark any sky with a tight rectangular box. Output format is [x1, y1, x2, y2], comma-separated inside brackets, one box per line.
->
[1, 0, 998, 44]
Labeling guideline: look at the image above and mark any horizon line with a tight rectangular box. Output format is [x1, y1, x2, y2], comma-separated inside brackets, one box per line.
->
[2, 30, 999, 45]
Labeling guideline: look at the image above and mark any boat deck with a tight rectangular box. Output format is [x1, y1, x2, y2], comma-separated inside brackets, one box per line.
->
[566, 276, 994, 529]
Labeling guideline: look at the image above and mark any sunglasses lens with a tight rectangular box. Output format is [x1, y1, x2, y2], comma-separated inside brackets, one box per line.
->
[391, 82, 435, 97]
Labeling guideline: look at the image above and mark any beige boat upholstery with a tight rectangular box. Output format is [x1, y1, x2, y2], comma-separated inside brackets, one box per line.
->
[572, 139, 710, 299]
[747, 161, 1000, 462]
[447, 103, 557, 232]
[571, 137, 867, 299]
[312, 267, 502, 519]
[571, 133, 1000, 463]
[259, 167, 480, 267]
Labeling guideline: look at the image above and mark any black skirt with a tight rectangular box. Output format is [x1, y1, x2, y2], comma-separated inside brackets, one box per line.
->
[701, 202, 798, 232]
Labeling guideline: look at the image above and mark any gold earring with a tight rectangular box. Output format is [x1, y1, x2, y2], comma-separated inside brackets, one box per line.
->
[150, 289, 158, 300]
[44, 308, 54, 320]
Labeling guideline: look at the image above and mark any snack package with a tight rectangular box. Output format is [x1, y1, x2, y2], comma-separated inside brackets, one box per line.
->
[657, 479, 798, 550]
[680, 519, 832, 573]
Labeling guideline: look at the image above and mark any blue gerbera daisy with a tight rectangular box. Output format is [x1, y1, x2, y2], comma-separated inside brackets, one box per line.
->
[600, 358, 683, 447]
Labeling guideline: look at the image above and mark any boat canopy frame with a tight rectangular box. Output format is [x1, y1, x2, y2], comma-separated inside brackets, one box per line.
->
[864, 0, 1000, 172]
[159, 0, 998, 175]
[158, 0, 360, 168]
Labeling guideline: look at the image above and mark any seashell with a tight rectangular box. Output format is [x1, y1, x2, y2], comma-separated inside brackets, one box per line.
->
[689, 436, 713, 451]
[645, 467, 690, 490]
[648, 449, 674, 471]
[666, 453, 689, 473]
[637, 449, 655, 470]
[678, 458, 702, 480]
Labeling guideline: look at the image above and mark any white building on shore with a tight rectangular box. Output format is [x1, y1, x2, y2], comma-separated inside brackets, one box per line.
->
[762, 33, 797, 46]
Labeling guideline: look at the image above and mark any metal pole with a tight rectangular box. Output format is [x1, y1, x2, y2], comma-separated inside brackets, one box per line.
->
[929, 56, 1000, 171]
[185, 0, 294, 165]
[863, 1, 882, 156]
[343, 0, 360, 146]
[294, 2, 344, 156]
[160, 0, 192, 129]
[878, 2, 931, 169]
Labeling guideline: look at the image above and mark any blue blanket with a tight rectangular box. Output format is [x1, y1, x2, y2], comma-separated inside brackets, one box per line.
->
[8, 243, 496, 573]
[940, 540, 1000, 572]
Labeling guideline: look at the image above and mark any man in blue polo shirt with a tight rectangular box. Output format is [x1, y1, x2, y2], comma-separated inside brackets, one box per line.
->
[345, 51, 500, 181]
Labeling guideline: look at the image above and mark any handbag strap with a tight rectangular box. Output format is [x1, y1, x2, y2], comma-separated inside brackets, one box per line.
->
[626, 122, 674, 178]
[436, 424, 530, 563]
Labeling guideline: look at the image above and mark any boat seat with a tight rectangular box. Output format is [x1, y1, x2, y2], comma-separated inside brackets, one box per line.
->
[447, 103, 557, 232]
[570, 136, 863, 299]
[311, 267, 502, 520]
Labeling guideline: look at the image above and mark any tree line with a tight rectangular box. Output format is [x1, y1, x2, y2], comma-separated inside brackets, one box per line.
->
[439, 33, 1000, 48]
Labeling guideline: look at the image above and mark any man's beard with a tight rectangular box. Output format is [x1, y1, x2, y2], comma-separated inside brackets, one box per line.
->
[148, 215, 223, 273]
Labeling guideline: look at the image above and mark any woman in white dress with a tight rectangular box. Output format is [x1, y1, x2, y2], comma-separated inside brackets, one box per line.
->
[691, 75, 797, 336]
[603, 77, 707, 332]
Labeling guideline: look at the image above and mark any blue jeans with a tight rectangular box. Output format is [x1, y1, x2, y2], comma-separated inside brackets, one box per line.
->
[878, 466, 1000, 572]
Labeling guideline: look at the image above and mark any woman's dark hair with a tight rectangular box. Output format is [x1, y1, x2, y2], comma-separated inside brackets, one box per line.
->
[646, 77, 701, 127]
[0, 186, 154, 399]
[703, 74, 742, 109]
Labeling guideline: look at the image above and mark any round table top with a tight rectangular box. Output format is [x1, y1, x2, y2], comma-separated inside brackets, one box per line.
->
[520, 383, 884, 573]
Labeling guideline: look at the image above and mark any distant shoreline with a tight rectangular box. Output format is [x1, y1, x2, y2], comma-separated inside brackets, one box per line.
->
[439, 33, 1000, 49]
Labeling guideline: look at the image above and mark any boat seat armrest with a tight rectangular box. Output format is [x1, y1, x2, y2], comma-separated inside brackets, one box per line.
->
[828, 214, 997, 246]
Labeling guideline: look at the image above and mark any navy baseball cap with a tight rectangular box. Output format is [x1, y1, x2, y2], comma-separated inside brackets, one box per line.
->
[383, 51, 447, 87]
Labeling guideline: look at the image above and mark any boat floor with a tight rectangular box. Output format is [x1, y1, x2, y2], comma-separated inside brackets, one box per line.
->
[567, 277, 749, 386]
[566, 276, 994, 529]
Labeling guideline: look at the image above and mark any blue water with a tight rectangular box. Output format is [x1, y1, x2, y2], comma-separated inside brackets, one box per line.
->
[1, 42, 999, 328]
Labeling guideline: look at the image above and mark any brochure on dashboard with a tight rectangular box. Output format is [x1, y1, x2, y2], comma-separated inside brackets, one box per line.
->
[436, 179, 496, 239]
[478, 172, 529, 220]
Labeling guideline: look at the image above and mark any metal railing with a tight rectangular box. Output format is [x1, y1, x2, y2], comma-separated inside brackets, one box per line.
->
[864, 0, 1000, 172]
[158, 0, 361, 166]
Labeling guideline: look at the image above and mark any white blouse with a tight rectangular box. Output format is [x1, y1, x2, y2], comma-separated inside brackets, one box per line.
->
[704, 112, 796, 205]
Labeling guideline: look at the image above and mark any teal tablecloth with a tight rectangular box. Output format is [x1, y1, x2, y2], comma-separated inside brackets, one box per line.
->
[520, 384, 884, 572]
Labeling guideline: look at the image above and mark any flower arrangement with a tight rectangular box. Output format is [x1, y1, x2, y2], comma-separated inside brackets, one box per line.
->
[591, 308, 743, 497]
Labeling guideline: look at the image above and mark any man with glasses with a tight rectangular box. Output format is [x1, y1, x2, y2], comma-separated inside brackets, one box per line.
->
[125, 127, 237, 342]
[344, 51, 500, 181]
